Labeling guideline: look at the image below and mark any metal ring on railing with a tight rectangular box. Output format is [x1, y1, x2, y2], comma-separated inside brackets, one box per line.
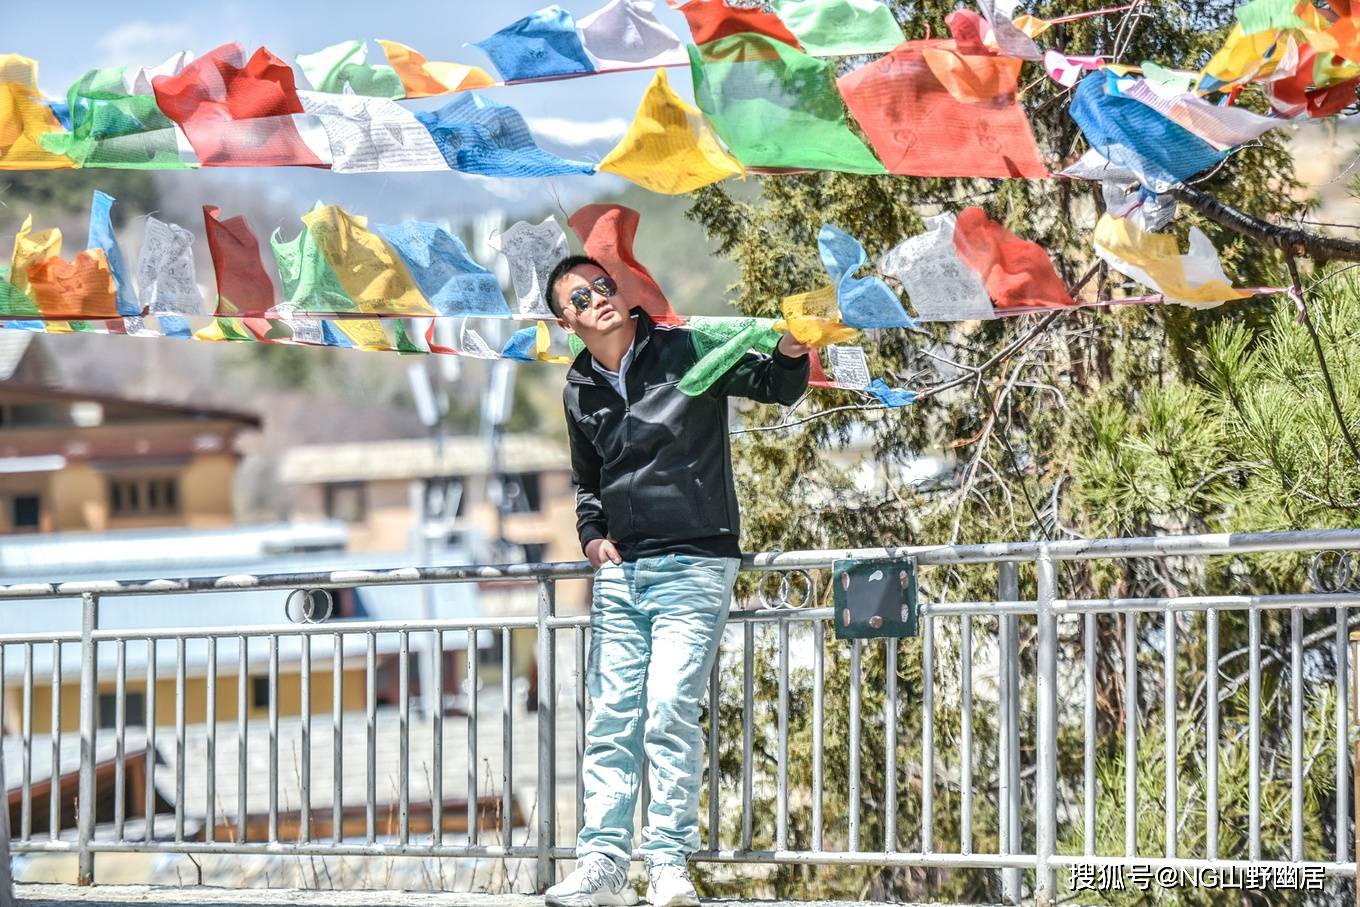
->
[1309, 550, 1356, 594]
[756, 570, 814, 610]
[285, 588, 334, 624]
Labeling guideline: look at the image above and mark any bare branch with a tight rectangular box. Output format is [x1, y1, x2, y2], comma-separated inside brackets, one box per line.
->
[1172, 184, 1360, 263]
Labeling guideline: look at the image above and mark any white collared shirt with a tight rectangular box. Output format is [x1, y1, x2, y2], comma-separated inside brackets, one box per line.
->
[592, 342, 635, 401]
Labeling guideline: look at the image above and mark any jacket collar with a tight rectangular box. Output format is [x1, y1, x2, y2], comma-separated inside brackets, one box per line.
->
[566, 307, 654, 386]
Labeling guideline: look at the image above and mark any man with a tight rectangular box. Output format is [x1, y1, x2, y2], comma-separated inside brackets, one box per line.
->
[542, 255, 810, 907]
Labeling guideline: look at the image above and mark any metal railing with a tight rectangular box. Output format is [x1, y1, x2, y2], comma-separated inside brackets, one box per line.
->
[0, 528, 1357, 905]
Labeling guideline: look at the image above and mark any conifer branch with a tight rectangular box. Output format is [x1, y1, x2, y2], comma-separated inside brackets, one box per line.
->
[1285, 255, 1360, 471]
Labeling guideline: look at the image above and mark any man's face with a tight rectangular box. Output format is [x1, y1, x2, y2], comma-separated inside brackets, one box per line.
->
[554, 264, 629, 336]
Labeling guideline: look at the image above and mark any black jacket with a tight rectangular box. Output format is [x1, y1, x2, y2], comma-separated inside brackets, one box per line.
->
[564, 309, 810, 561]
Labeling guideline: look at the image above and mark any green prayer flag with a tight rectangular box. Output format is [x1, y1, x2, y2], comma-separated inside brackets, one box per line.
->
[689, 34, 886, 174]
[1235, 0, 1306, 35]
[679, 317, 780, 396]
[297, 41, 404, 99]
[40, 66, 192, 169]
[0, 277, 41, 318]
[770, 0, 903, 56]
[271, 220, 361, 315]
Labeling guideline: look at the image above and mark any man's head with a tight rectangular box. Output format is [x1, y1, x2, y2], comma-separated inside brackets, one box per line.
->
[545, 255, 631, 337]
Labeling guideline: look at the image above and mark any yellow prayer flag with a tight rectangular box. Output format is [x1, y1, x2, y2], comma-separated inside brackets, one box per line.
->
[0, 54, 40, 89]
[1199, 25, 1284, 90]
[1012, 14, 1051, 38]
[597, 68, 744, 195]
[779, 286, 859, 346]
[331, 317, 398, 351]
[300, 205, 436, 317]
[535, 320, 573, 364]
[0, 82, 75, 170]
[376, 40, 495, 99]
[1092, 214, 1252, 307]
[11, 215, 61, 295]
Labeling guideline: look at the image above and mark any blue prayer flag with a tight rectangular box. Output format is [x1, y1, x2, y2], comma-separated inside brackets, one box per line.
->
[473, 5, 596, 82]
[818, 224, 914, 329]
[500, 325, 540, 361]
[1069, 71, 1227, 191]
[415, 93, 595, 178]
[374, 221, 511, 317]
[87, 191, 142, 317]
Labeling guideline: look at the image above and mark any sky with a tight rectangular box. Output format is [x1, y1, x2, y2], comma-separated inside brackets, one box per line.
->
[6, 0, 702, 224]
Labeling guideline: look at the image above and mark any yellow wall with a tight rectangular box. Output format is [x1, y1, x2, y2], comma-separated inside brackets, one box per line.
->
[4, 665, 368, 735]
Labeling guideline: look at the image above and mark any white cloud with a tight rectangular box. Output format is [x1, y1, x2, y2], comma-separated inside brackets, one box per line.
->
[526, 116, 629, 150]
[95, 21, 196, 68]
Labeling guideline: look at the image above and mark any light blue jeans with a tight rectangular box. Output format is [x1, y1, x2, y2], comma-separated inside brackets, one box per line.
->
[577, 553, 740, 866]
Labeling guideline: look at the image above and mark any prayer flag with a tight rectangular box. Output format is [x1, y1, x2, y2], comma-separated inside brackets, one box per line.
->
[1092, 213, 1252, 307]
[203, 205, 278, 317]
[690, 33, 885, 173]
[817, 224, 913, 328]
[152, 43, 328, 167]
[952, 207, 1075, 311]
[473, 5, 597, 81]
[375, 40, 495, 98]
[1069, 70, 1226, 191]
[598, 68, 744, 194]
[135, 217, 205, 316]
[296, 40, 403, 98]
[87, 191, 141, 316]
[568, 204, 680, 323]
[769, 0, 904, 56]
[374, 221, 511, 317]
[499, 217, 569, 316]
[878, 213, 995, 322]
[415, 93, 595, 177]
[301, 204, 436, 316]
[577, 0, 689, 69]
[837, 39, 1046, 178]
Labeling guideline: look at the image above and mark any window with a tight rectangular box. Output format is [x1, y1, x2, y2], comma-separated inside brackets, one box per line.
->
[324, 482, 368, 523]
[252, 676, 271, 709]
[108, 476, 179, 517]
[502, 472, 542, 513]
[11, 494, 40, 531]
[98, 691, 145, 728]
[423, 477, 464, 521]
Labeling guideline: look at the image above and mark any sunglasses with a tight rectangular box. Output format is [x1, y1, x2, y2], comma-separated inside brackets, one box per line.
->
[567, 275, 618, 312]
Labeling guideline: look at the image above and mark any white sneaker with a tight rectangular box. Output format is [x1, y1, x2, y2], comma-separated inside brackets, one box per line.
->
[545, 853, 637, 907]
[644, 860, 699, 907]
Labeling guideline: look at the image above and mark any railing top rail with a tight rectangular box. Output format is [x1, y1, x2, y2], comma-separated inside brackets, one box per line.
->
[0, 527, 1354, 601]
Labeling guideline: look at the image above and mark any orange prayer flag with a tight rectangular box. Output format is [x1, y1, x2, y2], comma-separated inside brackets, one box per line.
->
[26, 249, 120, 319]
[376, 39, 496, 98]
[952, 207, 1075, 311]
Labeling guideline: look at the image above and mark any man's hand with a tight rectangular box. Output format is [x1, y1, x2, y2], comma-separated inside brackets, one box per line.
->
[776, 332, 813, 359]
[585, 538, 623, 569]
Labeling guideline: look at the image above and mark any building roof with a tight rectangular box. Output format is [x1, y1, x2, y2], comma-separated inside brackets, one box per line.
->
[0, 382, 261, 429]
[278, 434, 569, 486]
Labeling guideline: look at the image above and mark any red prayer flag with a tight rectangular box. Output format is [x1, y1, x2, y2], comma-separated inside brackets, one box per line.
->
[837, 40, 1047, 178]
[203, 205, 278, 317]
[952, 207, 1075, 311]
[152, 43, 325, 167]
[945, 10, 992, 54]
[674, 0, 802, 50]
[567, 204, 681, 325]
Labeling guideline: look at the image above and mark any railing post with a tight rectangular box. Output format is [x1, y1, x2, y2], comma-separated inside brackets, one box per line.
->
[77, 592, 99, 886]
[536, 577, 558, 892]
[996, 562, 1021, 905]
[1034, 549, 1058, 906]
[1, 728, 12, 906]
